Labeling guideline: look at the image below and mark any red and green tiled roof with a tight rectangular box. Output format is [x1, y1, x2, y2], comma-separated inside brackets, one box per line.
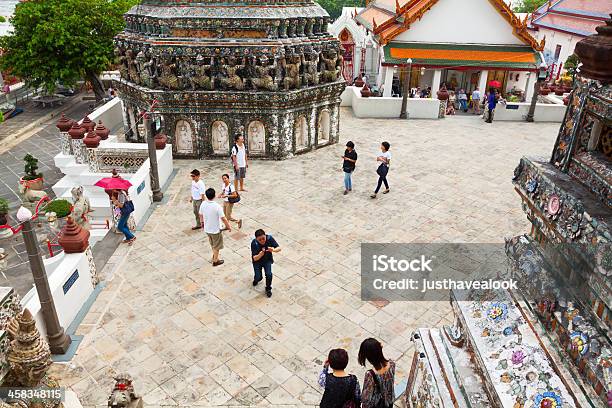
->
[383, 42, 542, 70]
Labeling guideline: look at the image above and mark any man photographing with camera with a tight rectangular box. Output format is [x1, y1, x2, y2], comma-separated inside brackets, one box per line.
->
[251, 229, 281, 298]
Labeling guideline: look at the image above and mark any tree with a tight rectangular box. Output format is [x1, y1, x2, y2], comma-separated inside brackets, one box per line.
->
[0, 0, 139, 102]
[512, 0, 547, 13]
[564, 53, 580, 79]
[317, 0, 365, 20]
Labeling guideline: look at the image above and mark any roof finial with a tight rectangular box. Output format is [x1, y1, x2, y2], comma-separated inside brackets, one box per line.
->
[395, 0, 401, 14]
[372, 17, 377, 30]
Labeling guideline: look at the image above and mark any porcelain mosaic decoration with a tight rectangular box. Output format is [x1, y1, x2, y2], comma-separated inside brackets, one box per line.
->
[114, 0, 346, 159]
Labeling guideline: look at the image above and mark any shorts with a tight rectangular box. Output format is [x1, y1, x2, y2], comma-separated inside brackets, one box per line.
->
[234, 167, 246, 180]
[207, 232, 224, 251]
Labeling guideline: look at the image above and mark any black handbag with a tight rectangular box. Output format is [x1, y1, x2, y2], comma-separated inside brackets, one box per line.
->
[226, 186, 241, 203]
[370, 370, 391, 408]
[376, 163, 388, 177]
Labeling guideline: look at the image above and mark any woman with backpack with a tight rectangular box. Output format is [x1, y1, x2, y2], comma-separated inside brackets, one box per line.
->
[359, 338, 395, 408]
[318, 348, 361, 408]
[111, 189, 136, 245]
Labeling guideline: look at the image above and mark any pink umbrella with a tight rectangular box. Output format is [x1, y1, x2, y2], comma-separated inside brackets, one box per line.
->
[94, 177, 132, 191]
[488, 80, 502, 88]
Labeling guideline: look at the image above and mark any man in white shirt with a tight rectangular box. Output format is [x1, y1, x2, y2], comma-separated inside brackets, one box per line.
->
[200, 188, 231, 266]
[231, 135, 248, 192]
[189, 169, 206, 230]
[471, 87, 481, 115]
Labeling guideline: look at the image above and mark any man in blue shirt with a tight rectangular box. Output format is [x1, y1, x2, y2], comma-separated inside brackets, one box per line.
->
[251, 229, 281, 298]
[486, 87, 497, 123]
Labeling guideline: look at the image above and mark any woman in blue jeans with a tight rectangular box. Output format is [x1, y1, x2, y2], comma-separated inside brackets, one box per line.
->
[112, 189, 136, 244]
[341, 141, 358, 195]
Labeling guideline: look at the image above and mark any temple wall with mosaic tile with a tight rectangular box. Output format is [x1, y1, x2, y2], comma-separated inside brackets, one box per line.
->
[114, 0, 346, 159]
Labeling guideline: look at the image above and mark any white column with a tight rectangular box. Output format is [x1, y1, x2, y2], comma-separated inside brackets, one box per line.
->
[431, 69, 442, 95]
[354, 46, 361, 77]
[478, 70, 489, 94]
[383, 66, 394, 97]
[524, 72, 533, 103]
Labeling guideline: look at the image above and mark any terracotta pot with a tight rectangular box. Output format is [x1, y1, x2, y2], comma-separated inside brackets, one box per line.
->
[360, 84, 372, 98]
[95, 120, 110, 140]
[20, 176, 43, 191]
[353, 78, 364, 87]
[563, 95, 570, 105]
[68, 122, 86, 140]
[81, 116, 95, 133]
[563, 86, 572, 92]
[154, 133, 168, 149]
[58, 216, 90, 254]
[555, 89, 564, 96]
[56, 113, 73, 132]
[83, 131, 101, 148]
[540, 88, 550, 95]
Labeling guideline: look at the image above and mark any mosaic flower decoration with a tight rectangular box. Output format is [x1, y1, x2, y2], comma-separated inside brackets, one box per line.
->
[526, 179, 538, 194]
[534, 391, 562, 408]
[570, 331, 589, 356]
[487, 302, 508, 323]
[511, 349, 525, 365]
[503, 326, 513, 336]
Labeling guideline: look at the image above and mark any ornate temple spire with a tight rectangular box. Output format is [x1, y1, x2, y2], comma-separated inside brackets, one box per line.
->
[7, 309, 52, 387]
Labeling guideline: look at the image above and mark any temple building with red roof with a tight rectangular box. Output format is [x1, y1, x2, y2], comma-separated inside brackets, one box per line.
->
[355, 0, 546, 101]
[529, 0, 611, 74]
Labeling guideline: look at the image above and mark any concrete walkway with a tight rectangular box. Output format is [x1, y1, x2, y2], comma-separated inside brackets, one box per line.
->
[50, 111, 559, 407]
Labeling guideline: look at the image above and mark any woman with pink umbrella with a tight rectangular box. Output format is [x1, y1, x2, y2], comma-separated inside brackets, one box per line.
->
[95, 170, 136, 244]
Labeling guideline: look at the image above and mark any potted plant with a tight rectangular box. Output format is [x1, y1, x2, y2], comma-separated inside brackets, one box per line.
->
[43, 199, 72, 219]
[20, 154, 44, 191]
[0, 198, 9, 226]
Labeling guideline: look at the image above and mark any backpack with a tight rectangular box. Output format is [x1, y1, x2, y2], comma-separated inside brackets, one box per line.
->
[230, 144, 238, 163]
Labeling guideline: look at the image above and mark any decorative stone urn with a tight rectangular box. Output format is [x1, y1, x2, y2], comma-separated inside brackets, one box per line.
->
[154, 133, 167, 149]
[55, 113, 73, 132]
[574, 13, 612, 83]
[83, 131, 101, 148]
[354, 77, 365, 87]
[81, 116, 95, 133]
[360, 84, 372, 98]
[95, 120, 110, 140]
[68, 122, 86, 140]
[58, 216, 90, 254]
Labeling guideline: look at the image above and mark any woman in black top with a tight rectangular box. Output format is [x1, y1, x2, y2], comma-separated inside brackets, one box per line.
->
[342, 141, 358, 195]
[318, 348, 361, 408]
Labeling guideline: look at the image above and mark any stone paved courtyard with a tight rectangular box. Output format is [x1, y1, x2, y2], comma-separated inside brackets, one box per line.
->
[50, 110, 560, 407]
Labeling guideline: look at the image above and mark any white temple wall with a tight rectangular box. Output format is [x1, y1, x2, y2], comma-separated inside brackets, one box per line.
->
[21, 250, 95, 338]
[85, 97, 124, 132]
[393, 0, 526, 45]
[494, 101, 566, 121]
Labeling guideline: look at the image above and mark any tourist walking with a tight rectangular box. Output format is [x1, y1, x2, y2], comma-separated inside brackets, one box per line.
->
[218, 173, 242, 229]
[485, 87, 497, 123]
[251, 229, 281, 298]
[342, 141, 358, 195]
[111, 189, 136, 245]
[200, 188, 231, 267]
[231, 134, 248, 192]
[318, 348, 362, 408]
[359, 338, 395, 408]
[472, 87, 481, 115]
[458, 89, 468, 112]
[190, 169, 206, 230]
[370, 142, 391, 199]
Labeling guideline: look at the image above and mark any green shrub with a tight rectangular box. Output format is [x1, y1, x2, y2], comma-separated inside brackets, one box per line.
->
[0, 198, 8, 215]
[23, 154, 43, 181]
[44, 199, 72, 218]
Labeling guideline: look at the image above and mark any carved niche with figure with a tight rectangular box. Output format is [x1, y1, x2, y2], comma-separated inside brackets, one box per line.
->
[211, 121, 230, 154]
[175, 120, 195, 154]
[248, 121, 266, 154]
[294, 116, 308, 150]
[318, 110, 331, 144]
